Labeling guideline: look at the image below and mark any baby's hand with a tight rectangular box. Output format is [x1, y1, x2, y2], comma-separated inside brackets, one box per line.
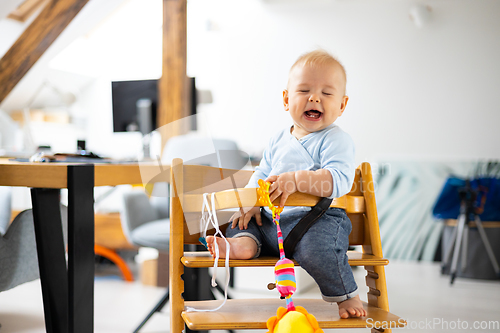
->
[230, 206, 262, 230]
[266, 171, 297, 208]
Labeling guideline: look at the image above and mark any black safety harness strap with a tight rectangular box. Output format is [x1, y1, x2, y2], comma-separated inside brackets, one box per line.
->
[283, 196, 333, 256]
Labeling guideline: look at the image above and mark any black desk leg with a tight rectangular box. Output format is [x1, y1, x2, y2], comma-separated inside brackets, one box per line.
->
[31, 165, 95, 333]
[67, 165, 95, 333]
[31, 188, 69, 333]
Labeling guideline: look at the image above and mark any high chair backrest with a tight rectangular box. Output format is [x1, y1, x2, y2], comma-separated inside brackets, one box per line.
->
[170, 161, 253, 244]
[170, 159, 376, 250]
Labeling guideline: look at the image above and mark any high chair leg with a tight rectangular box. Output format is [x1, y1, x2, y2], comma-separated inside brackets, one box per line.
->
[365, 265, 392, 333]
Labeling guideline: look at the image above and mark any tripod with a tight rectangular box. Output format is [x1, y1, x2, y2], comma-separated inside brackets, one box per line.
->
[441, 180, 500, 284]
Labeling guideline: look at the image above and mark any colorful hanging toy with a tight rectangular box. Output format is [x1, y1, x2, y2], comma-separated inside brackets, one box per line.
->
[257, 179, 323, 333]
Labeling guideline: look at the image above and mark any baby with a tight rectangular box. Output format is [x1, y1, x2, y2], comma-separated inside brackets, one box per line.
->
[206, 50, 366, 319]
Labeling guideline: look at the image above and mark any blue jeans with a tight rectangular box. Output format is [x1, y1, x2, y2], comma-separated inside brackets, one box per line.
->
[225, 207, 358, 302]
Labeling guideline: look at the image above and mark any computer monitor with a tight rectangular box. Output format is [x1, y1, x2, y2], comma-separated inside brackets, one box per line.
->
[111, 79, 158, 134]
[111, 78, 197, 134]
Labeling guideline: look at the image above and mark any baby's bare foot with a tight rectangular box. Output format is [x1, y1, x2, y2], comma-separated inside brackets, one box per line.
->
[338, 295, 366, 318]
[205, 236, 257, 260]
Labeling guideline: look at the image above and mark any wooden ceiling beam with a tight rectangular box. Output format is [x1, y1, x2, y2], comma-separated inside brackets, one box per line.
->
[0, 0, 90, 105]
[158, 0, 188, 150]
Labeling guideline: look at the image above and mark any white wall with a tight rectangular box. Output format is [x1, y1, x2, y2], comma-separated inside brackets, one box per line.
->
[31, 0, 163, 159]
[186, 0, 500, 164]
[0, 0, 127, 157]
[3, 0, 499, 164]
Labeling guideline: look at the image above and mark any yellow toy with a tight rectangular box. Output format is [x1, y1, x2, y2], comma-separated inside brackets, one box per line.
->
[257, 179, 324, 333]
[267, 306, 322, 333]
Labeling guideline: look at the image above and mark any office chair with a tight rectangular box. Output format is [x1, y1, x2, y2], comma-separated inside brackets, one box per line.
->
[120, 133, 249, 332]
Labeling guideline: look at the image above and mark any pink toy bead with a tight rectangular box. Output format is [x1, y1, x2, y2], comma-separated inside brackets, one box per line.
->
[275, 258, 296, 298]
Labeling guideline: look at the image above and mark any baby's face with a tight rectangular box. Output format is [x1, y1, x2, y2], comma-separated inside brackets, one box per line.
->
[284, 62, 348, 139]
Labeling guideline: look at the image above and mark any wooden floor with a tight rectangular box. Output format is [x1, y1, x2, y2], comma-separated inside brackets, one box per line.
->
[0, 260, 499, 332]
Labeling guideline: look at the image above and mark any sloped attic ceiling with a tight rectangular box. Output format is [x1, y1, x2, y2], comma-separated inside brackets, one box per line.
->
[0, 0, 127, 111]
[0, 0, 26, 20]
[6, 0, 49, 22]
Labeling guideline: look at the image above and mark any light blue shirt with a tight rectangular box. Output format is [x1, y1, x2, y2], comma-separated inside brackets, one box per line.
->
[247, 124, 355, 214]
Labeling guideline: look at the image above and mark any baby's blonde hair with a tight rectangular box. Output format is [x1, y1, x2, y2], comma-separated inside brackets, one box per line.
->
[288, 49, 347, 90]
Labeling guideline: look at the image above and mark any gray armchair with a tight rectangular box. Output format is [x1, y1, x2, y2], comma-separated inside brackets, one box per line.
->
[0, 187, 39, 292]
[1, 187, 68, 293]
[120, 133, 248, 332]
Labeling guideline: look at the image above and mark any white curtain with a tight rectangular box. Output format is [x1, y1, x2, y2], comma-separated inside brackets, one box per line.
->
[374, 161, 482, 261]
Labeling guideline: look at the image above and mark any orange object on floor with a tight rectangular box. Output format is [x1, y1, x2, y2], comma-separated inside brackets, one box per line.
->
[94, 244, 134, 282]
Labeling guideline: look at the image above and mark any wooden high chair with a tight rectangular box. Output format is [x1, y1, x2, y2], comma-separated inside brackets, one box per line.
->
[169, 158, 406, 332]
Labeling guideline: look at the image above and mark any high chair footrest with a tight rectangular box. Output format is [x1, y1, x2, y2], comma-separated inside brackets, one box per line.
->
[182, 298, 406, 330]
[181, 250, 389, 267]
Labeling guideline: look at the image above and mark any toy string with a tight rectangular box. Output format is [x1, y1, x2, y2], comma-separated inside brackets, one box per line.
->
[186, 192, 230, 312]
[273, 209, 286, 261]
[258, 179, 296, 312]
[258, 179, 285, 258]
